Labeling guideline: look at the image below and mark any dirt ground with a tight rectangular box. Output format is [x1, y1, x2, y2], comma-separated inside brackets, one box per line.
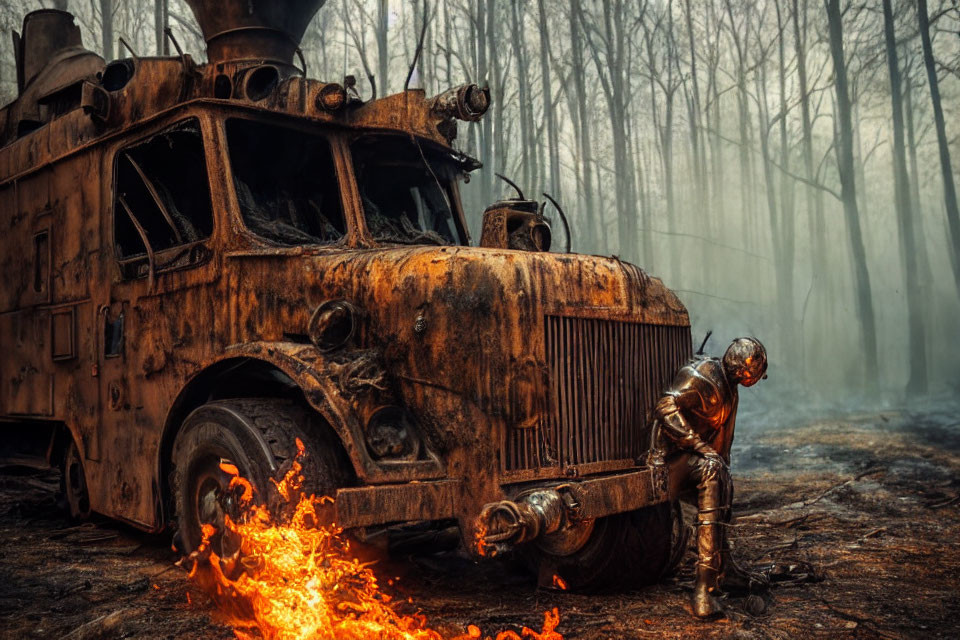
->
[1, 403, 958, 640]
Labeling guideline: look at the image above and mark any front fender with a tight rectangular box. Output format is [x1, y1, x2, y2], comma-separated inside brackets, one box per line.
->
[221, 341, 445, 484]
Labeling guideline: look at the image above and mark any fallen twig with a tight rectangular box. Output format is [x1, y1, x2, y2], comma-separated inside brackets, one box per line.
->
[816, 596, 900, 639]
[70, 533, 119, 545]
[927, 495, 959, 509]
[803, 467, 886, 507]
[770, 513, 811, 528]
[60, 607, 145, 640]
[49, 523, 99, 540]
[857, 527, 886, 542]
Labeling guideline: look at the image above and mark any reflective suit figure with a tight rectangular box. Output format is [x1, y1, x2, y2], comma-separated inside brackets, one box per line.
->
[651, 337, 769, 618]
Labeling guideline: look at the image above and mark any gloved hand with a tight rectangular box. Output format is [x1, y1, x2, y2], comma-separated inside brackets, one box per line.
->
[694, 442, 726, 468]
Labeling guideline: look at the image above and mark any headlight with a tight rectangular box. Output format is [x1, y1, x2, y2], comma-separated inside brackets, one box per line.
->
[307, 300, 358, 352]
[316, 83, 346, 111]
[365, 406, 421, 462]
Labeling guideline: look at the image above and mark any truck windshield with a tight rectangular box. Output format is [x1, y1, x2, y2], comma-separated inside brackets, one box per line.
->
[226, 119, 346, 246]
[351, 134, 462, 245]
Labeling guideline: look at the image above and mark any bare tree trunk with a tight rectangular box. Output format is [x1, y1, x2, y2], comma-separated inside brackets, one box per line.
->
[639, 145, 655, 269]
[100, 0, 114, 62]
[509, 1, 533, 191]
[917, 0, 960, 298]
[376, 0, 388, 97]
[343, 0, 378, 98]
[476, 0, 493, 206]
[825, 0, 878, 380]
[882, 0, 927, 392]
[706, 1, 724, 216]
[775, 0, 796, 364]
[708, 61, 723, 222]
[723, 0, 752, 241]
[442, 3, 453, 89]
[903, 71, 935, 319]
[155, 0, 169, 56]
[569, 0, 601, 251]
[488, 1, 506, 191]
[792, 0, 825, 304]
[641, 2, 679, 278]
[538, 0, 561, 198]
[682, 0, 705, 213]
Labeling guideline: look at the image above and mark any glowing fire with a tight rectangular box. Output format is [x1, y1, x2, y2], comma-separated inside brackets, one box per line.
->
[474, 521, 492, 558]
[184, 439, 563, 640]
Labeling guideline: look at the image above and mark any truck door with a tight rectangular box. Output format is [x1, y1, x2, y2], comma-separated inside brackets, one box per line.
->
[94, 116, 217, 528]
[0, 172, 54, 419]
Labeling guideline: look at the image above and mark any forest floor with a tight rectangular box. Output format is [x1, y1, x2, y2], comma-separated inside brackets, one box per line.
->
[0, 403, 958, 640]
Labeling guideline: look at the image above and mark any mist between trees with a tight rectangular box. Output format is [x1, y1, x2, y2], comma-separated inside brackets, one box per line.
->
[2, 0, 959, 405]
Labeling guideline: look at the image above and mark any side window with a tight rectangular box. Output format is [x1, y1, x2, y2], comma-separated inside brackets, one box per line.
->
[226, 119, 346, 246]
[113, 118, 213, 278]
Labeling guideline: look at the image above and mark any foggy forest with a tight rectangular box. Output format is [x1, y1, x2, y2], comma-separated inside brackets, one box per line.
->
[3, 2, 960, 637]
[2, 0, 959, 407]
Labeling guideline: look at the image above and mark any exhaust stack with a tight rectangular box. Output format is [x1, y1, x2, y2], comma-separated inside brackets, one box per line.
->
[184, 0, 327, 66]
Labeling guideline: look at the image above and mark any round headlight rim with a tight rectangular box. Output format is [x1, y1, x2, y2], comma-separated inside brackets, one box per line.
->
[364, 405, 422, 462]
[307, 299, 358, 353]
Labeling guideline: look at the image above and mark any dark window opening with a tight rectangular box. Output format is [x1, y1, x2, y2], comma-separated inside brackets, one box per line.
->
[351, 135, 462, 246]
[113, 118, 213, 275]
[104, 310, 124, 357]
[226, 119, 345, 246]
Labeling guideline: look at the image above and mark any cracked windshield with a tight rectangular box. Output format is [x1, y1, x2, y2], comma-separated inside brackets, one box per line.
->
[352, 134, 463, 245]
[227, 118, 346, 246]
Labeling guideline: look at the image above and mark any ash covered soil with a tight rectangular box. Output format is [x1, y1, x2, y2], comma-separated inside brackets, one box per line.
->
[1, 404, 958, 640]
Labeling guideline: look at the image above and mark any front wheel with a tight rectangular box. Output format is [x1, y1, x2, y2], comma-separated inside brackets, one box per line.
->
[528, 501, 686, 592]
[170, 399, 351, 555]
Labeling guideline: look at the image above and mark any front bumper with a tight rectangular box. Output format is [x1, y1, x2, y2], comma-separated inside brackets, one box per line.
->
[331, 464, 670, 542]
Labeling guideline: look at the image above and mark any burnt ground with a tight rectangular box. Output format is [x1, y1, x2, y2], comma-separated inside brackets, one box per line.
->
[0, 404, 958, 640]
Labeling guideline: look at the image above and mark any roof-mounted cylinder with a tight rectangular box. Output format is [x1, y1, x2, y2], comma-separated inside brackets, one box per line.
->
[184, 0, 326, 66]
[16, 10, 88, 93]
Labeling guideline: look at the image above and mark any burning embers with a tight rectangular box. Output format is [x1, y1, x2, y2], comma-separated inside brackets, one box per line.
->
[181, 439, 563, 640]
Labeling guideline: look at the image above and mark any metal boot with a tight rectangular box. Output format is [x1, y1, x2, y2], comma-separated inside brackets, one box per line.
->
[692, 455, 727, 618]
[692, 562, 724, 618]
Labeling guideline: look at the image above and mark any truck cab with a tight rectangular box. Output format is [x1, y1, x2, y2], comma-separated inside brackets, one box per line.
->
[0, 1, 692, 590]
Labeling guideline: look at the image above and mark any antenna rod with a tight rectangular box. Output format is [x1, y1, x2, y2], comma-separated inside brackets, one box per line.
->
[404, 1, 429, 91]
[542, 192, 572, 253]
[697, 330, 713, 355]
[494, 173, 524, 200]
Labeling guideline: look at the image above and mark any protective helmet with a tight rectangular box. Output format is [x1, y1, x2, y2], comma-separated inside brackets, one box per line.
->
[722, 337, 768, 387]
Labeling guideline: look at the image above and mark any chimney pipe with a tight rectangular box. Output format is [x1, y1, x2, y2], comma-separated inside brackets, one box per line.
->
[184, 0, 327, 66]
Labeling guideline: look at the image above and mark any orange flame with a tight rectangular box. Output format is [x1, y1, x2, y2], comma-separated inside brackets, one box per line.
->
[186, 444, 562, 640]
[474, 521, 492, 558]
[550, 575, 567, 591]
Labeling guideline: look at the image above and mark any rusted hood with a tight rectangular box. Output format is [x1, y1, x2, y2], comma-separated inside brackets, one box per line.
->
[230, 244, 688, 434]
[323, 246, 689, 423]
[344, 245, 688, 327]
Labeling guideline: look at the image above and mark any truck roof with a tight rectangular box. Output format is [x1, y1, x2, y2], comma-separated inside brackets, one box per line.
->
[1, 52, 469, 185]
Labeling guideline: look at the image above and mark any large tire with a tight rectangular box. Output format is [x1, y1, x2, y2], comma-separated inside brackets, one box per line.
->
[171, 399, 352, 554]
[59, 440, 91, 520]
[530, 501, 684, 592]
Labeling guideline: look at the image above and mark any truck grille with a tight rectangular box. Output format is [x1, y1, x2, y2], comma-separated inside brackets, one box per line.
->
[504, 316, 691, 471]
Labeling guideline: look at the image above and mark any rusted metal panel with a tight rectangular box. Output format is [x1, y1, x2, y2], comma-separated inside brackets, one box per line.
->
[333, 479, 460, 528]
[0, 310, 53, 416]
[559, 467, 669, 521]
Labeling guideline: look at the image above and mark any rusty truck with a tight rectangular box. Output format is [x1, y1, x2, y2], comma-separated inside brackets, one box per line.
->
[0, 0, 693, 589]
